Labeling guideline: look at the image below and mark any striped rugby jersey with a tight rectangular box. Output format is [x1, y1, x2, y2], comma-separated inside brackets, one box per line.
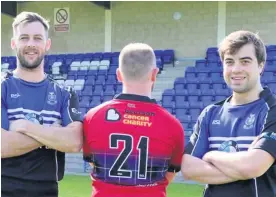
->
[1, 71, 82, 181]
[185, 87, 276, 197]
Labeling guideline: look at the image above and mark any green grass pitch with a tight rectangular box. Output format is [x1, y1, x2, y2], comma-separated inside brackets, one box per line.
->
[59, 175, 204, 197]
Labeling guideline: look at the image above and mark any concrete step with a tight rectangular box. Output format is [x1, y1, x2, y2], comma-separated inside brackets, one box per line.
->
[152, 62, 190, 101]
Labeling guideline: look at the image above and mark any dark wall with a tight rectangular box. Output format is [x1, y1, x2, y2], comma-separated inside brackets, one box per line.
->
[1, 1, 17, 17]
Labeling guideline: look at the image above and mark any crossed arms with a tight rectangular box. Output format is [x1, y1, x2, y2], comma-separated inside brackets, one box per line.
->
[181, 143, 275, 185]
[181, 105, 276, 185]
[1, 120, 83, 158]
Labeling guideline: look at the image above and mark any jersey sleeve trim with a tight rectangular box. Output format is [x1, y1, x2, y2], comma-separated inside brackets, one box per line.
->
[254, 90, 276, 158]
[167, 164, 181, 173]
[253, 131, 276, 159]
[66, 87, 83, 123]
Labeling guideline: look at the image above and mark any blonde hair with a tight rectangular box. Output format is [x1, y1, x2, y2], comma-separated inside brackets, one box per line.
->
[119, 43, 156, 82]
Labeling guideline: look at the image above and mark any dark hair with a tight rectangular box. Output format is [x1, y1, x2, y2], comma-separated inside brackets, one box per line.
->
[218, 30, 266, 64]
[12, 11, 50, 35]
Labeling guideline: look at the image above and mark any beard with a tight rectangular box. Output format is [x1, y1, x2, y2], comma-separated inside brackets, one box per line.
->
[17, 48, 45, 69]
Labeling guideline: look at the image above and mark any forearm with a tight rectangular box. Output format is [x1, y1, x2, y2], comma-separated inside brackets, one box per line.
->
[209, 159, 249, 180]
[165, 172, 176, 183]
[1, 129, 42, 158]
[21, 122, 83, 153]
[205, 151, 266, 180]
[181, 154, 239, 184]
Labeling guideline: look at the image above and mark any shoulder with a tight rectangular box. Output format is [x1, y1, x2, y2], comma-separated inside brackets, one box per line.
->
[199, 102, 222, 121]
[47, 75, 76, 97]
[1, 70, 14, 84]
[84, 100, 114, 123]
[260, 88, 276, 110]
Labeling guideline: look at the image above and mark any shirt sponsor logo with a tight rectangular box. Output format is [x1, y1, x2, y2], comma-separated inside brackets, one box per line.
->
[106, 108, 121, 121]
[11, 93, 20, 98]
[212, 120, 220, 125]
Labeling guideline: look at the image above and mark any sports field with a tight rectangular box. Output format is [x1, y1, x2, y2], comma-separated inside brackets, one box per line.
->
[59, 175, 204, 197]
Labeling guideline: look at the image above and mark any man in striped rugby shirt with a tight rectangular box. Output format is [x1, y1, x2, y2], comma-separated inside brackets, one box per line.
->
[1, 12, 83, 197]
[181, 31, 276, 197]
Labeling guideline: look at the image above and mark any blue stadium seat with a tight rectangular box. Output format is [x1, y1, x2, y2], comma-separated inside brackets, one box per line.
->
[185, 72, 196, 78]
[174, 77, 186, 89]
[206, 47, 219, 62]
[95, 76, 106, 85]
[195, 60, 207, 69]
[162, 49, 174, 64]
[177, 115, 191, 123]
[90, 99, 101, 108]
[199, 83, 211, 90]
[188, 89, 201, 96]
[215, 88, 230, 96]
[215, 95, 227, 101]
[189, 109, 201, 121]
[88, 69, 98, 76]
[93, 85, 103, 96]
[93, 52, 103, 61]
[82, 86, 93, 96]
[79, 100, 90, 108]
[162, 89, 175, 103]
[175, 108, 188, 117]
[201, 89, 215, 96]
[187, 96, 199, 102]
[175, 101, 189, 109]
[102, 52, 112, 61]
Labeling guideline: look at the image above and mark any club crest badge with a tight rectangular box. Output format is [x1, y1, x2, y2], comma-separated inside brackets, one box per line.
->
[47, 92, 57, 105]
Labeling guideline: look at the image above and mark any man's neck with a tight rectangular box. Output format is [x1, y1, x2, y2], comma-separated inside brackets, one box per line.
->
[13, 64, 45, 83]
[122, 83, 152, 98]
[230, 84, 263, 105]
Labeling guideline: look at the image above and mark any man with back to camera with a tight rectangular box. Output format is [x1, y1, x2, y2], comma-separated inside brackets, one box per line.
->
[1, 11, 83, 197]
[82, 43, 185, 197]
[181, 30, 276, 197]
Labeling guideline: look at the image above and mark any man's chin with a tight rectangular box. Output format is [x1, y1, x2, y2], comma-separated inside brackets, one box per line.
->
[231, 86, 249, 94]
[21, 63, 41, 70]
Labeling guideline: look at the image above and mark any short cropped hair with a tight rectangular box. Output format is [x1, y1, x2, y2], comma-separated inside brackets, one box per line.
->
[12, 11, 50, 36]
[218, 30, 266, 64]
[119, 43, 156, 81]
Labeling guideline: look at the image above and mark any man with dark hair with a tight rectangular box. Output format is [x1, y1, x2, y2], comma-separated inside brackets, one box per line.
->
[181, 30, 276, 197]
[83, 43, 185, 197]
[1, 11, 83, 197]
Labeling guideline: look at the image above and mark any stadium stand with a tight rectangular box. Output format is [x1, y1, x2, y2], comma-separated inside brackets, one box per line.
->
[1, 45, 276, 173]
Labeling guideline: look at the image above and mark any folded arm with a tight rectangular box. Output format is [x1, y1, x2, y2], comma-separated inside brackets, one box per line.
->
[1, 128, 42, 158]
[19, 120, 83, 153]
[181, 154, 239, 184]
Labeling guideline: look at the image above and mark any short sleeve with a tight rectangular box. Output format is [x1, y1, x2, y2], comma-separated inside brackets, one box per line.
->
[1, 81, 9, 130]
[253, 101, 276, 159]
[61, 87, 82, 127]
[83, 108, 99, 162]
[184, 107, 210, 159]
[168, 118, 185, 173]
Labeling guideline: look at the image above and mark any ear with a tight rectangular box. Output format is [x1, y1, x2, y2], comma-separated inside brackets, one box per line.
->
[11, 37, 16, 50]
[259, 62, 265, 75]
[116, 68, 123, 83]
[151, 67, 159, 82]
[45, 38, 51, 52]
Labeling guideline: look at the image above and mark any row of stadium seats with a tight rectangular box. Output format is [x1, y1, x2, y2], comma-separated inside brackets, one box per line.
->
[1, 49, 175, 74]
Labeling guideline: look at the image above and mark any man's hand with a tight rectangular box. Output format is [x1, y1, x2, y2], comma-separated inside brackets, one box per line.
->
[249, 136, 260, 150]
[202, 151, 218, 163]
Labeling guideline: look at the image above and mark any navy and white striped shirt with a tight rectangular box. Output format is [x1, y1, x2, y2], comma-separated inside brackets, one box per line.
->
[186, 87, 276, 197]
[1, 72, 82, 181]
